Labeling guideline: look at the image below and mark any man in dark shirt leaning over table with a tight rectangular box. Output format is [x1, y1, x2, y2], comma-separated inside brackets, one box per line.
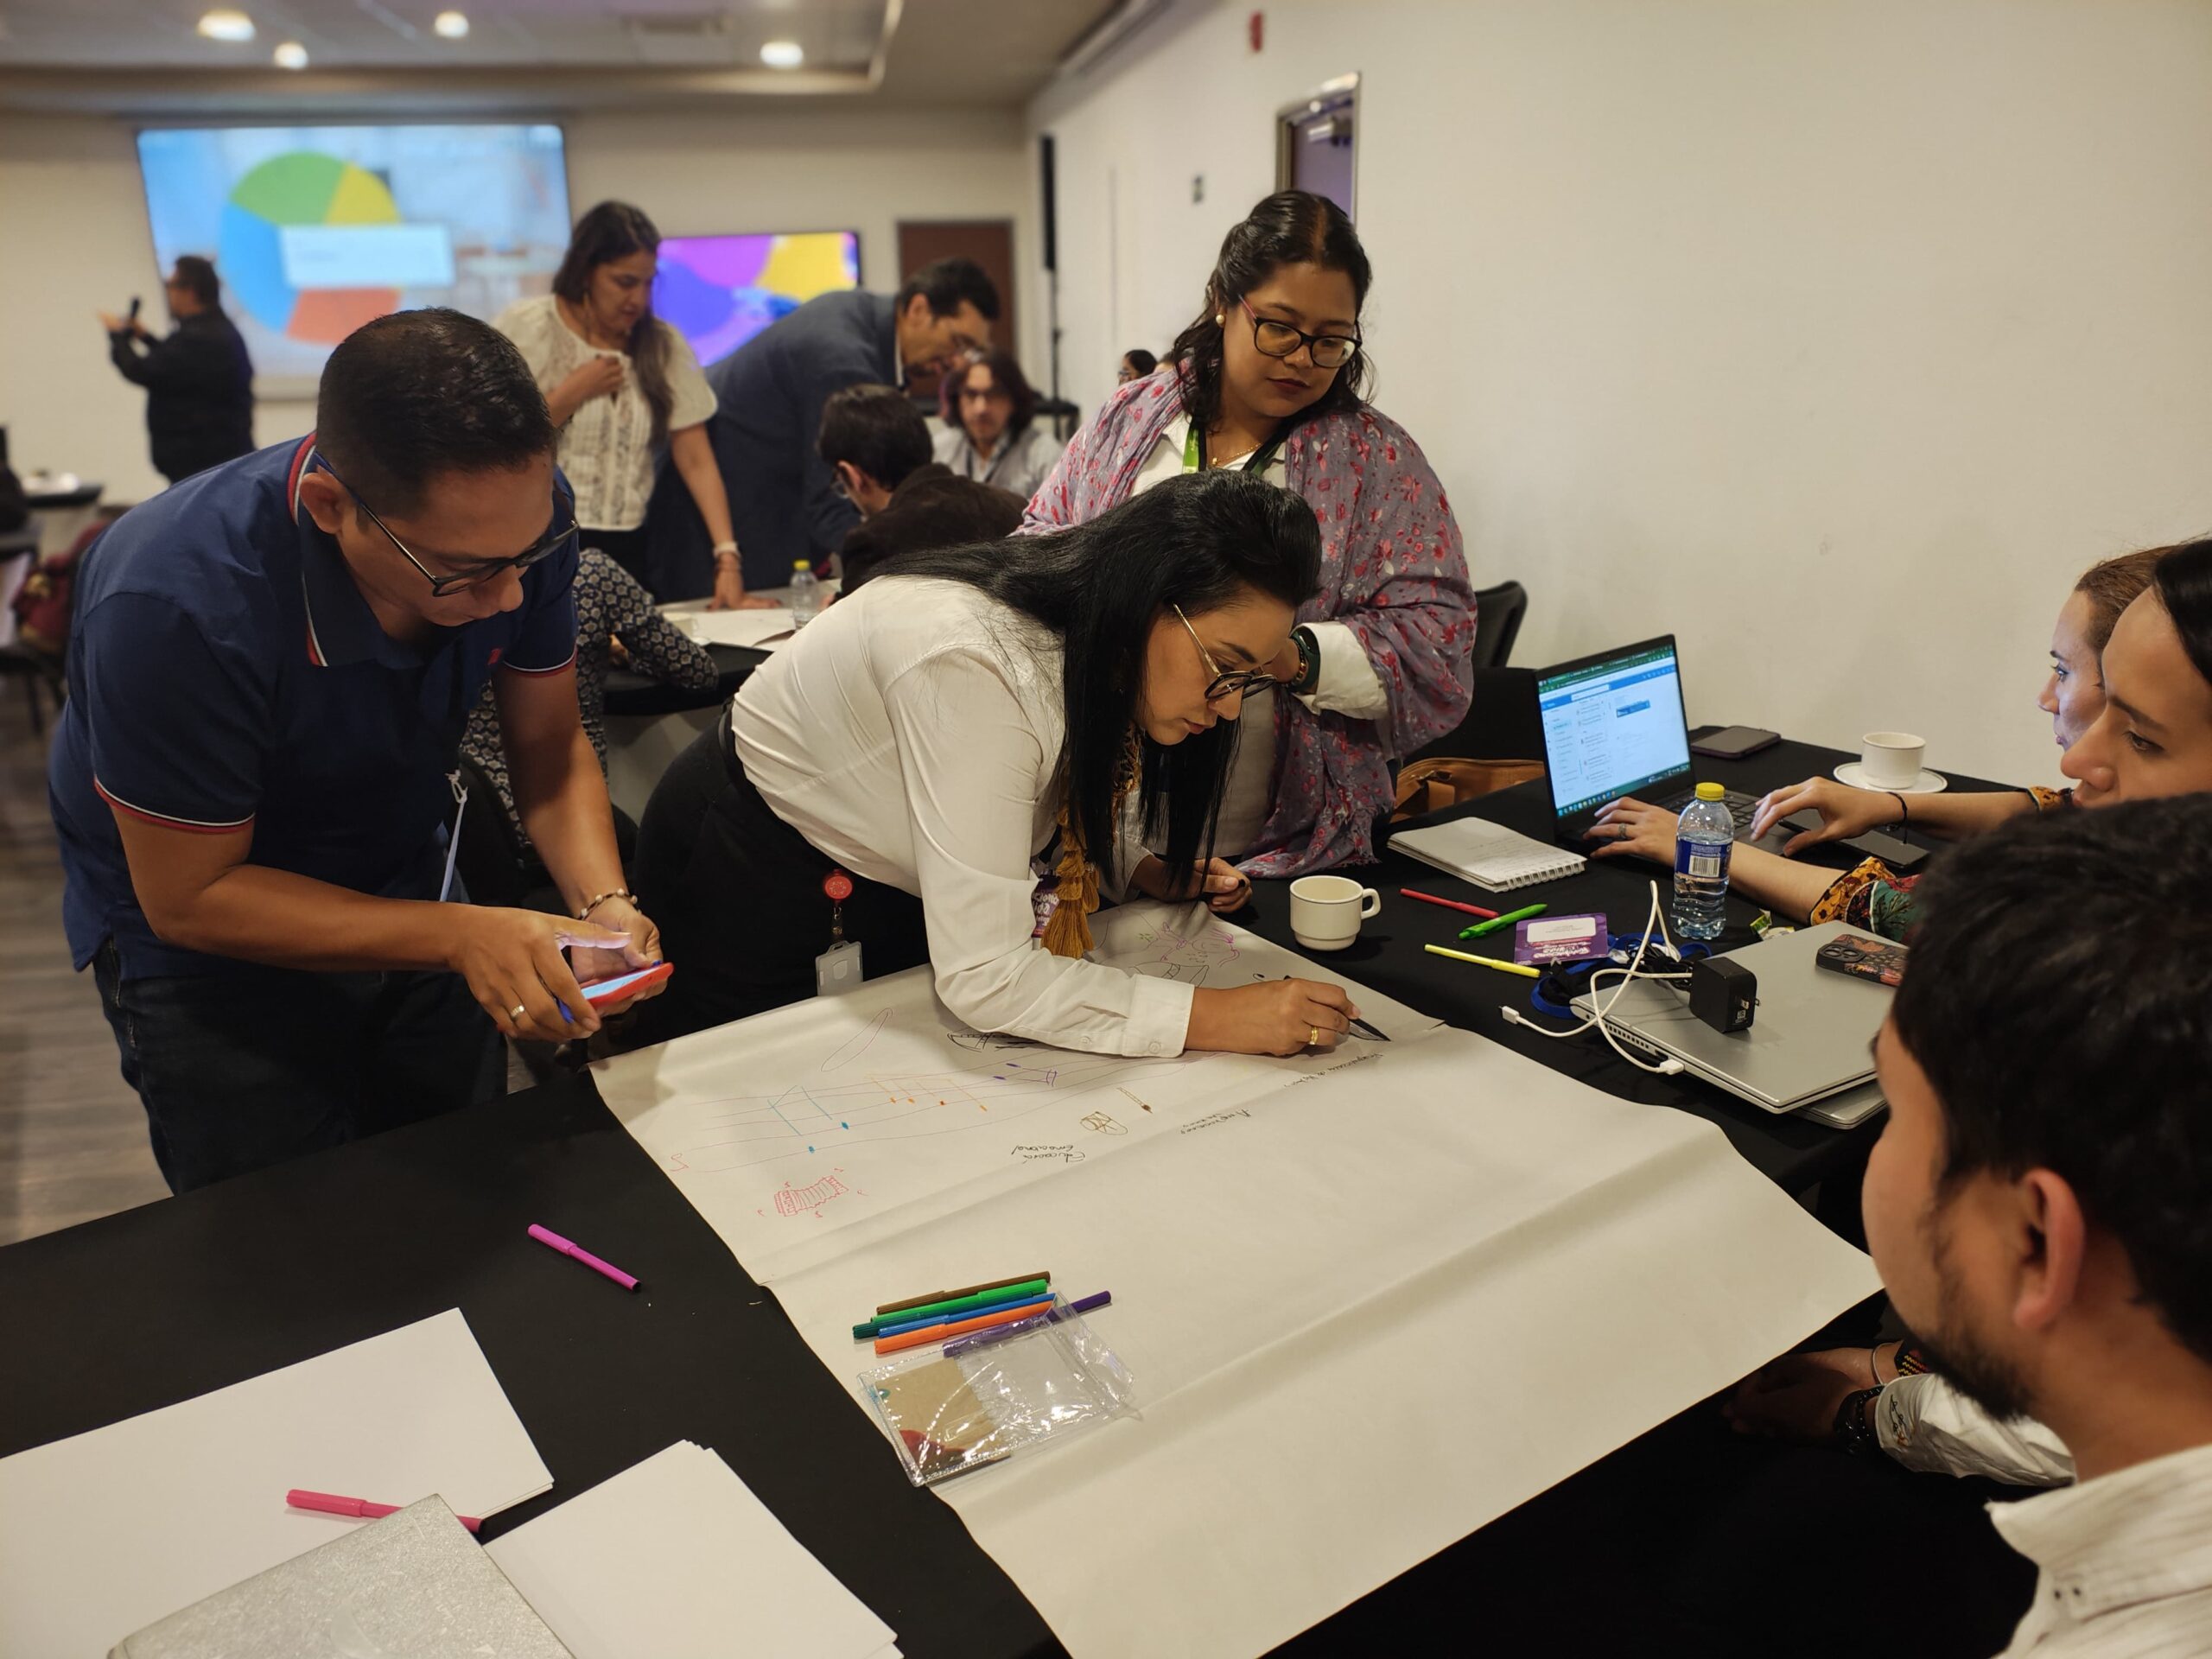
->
[48, 308, 665, 1193]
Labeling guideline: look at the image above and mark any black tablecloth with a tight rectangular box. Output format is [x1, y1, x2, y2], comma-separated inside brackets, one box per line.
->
[602, 642, 760, 717]
[0, 1072, 1062, 1657]
[0, 726, 2017, 1656]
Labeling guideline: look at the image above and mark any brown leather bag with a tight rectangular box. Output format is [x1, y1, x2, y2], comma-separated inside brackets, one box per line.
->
[1392, 756, 1546, 823]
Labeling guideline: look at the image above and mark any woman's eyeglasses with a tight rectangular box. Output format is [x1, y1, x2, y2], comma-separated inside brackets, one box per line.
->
[1173, 604, 1277, 702]
[322, 463, 576, 598]
[1236, 294, 1359, 371]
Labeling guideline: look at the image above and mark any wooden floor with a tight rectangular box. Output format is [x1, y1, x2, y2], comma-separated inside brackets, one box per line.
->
[0, 698, 168, 1245]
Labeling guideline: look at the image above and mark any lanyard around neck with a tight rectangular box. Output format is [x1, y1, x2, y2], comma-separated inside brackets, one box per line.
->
[1182, 422, 1284, 477]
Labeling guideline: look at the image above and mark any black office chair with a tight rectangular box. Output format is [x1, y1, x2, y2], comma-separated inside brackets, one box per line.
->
[1470, 579, 1528, 671]
[0, 525, 60, 735]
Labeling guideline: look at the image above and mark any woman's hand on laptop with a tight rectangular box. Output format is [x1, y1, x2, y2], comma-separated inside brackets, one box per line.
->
[1586, 797, 1678, 862]
[1749, 779, 1897, 854]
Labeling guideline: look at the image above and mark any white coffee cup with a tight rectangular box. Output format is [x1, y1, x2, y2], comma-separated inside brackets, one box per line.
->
[1289, 874, 1381, 952]
[1859, 731, 1927, 788]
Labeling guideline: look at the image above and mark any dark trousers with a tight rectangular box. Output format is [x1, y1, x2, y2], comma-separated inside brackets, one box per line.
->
[630, 727, 929, 1046]
[92, 942, 505, 1193]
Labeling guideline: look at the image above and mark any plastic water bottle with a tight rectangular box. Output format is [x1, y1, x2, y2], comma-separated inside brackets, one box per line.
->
[788, 559, 822, 628]
[1671, 782, 1733, 941]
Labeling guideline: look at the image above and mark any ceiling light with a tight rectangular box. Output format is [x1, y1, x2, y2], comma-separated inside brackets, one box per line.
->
[433, 10, 469, 39]
[272, 39, 307, 68]
[760, 39, 804, 69]
[196, 9, 256, 42]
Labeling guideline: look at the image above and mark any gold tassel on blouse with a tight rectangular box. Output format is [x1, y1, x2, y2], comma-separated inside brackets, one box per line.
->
[1040, 728, 1142, 959]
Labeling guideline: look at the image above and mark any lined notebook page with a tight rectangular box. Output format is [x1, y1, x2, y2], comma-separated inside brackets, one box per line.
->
[1388, 818, 1586, 893]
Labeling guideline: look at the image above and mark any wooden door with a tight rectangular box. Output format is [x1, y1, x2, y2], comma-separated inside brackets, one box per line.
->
[895, 219, 1017, 408]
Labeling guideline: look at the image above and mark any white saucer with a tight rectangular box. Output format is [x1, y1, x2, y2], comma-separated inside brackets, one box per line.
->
[1834, 762, 1948, 794]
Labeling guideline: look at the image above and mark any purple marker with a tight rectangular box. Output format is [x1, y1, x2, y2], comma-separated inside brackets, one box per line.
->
[944, 1291, 1112, 1357]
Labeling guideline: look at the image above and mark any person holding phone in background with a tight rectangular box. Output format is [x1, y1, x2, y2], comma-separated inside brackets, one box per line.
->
[48, 310, 663, 1193]
[98, 255, 254, 487]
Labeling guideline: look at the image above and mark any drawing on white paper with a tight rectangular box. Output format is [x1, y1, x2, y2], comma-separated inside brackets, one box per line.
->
[652, 1049, 1209, 1175]
[1125, 917, 1246, 986]
[1079, 1112, 1127, 1135]
[821, 1008, 893, 1071]
[762, 1168, 859, 1221]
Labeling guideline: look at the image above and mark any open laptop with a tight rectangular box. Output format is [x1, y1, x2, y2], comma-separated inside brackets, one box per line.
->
[1535, 635, 1789, 852]
[1567, 922, 1892, 1123]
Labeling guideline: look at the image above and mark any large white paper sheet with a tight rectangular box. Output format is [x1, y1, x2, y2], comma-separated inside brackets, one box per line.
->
[486, 1440, 899, 1659]
[677, 607, 798, 649]
[0, 1309, 552, 1658]
[598, 904, 1879, 1657]
[597, 904, 1441, 1284]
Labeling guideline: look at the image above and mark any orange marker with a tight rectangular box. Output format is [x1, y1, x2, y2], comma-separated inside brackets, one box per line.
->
[874, 1295, 1056, 1356]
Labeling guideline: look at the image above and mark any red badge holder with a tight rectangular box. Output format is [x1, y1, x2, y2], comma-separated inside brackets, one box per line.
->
[817, 868, 863, 995]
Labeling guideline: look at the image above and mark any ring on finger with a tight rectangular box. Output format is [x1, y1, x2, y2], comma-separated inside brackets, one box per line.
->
[1307, 1024, 1320, 1047]
[509, 1002, 528, 1022]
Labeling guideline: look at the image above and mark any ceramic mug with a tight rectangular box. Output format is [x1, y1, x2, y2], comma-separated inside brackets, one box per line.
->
[1859, 731, 1927, 787]
[1289, 874, 1382, 952]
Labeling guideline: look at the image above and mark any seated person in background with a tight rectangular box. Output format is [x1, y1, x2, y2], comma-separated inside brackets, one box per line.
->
[461, 544, 716, 855]
[934, 349, 1064, 501]
[1735, 795, 2212, 1654]
[1117, 348, 1159, 385]
[819, 385, 1024, 595]
[1591, 542, 2206, 936]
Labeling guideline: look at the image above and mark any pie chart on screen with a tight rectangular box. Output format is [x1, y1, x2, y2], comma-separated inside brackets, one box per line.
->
[219, 151, 404, 344]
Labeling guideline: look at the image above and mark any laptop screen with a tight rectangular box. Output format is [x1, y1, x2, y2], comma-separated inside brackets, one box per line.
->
[1538, 640, 1693, 820]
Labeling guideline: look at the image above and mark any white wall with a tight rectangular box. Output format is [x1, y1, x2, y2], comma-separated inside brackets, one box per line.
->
[0, 105, 1028, 506]
[1029, 0, 2212, 788]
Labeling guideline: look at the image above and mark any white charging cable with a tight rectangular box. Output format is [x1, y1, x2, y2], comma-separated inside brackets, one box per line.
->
[1501, 879, 1688, 1075]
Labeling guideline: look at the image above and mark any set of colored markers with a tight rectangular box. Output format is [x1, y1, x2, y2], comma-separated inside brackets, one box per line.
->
[853, 1271, 1112, 1357]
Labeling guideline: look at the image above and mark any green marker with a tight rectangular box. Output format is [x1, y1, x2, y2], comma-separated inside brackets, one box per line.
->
[851, 1276, 1052, 1339]
[1459, 902, 1547, 939]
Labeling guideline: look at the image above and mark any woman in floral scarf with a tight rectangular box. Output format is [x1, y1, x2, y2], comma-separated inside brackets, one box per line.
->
[1025, 190, 1476, 878]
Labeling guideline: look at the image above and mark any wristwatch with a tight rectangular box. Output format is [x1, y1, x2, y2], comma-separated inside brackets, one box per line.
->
[1833, 1384, 1884, 1457]
[1289, 625, 1321, 696]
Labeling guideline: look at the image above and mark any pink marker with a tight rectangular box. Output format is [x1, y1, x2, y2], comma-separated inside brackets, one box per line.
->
[287, 1489, 481, 1533]
[528, 1223, 639, 1291]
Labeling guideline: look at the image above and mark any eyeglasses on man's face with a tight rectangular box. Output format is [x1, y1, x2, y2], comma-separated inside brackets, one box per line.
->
[323, 464, 576, 598]
[1236, 294, 1360, 371]
[1173, 603, 1277, 703]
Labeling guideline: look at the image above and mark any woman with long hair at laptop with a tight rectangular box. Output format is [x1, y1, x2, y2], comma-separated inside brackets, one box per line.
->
[1023, 190, 1476, 880]
[1589, 541, 2212, 937]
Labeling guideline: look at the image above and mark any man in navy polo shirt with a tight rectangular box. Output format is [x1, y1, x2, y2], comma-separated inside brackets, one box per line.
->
[49, 308, 664, 1192]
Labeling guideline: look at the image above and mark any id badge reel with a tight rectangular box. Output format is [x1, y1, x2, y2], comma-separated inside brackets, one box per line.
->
[817, 868, 864, 995]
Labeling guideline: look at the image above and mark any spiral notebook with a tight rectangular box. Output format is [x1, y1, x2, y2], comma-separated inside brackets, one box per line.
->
[1388, 817, 1586, 893]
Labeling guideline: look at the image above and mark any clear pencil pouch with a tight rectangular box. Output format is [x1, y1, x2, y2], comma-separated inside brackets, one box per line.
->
[858, 1301, 1137, 1487]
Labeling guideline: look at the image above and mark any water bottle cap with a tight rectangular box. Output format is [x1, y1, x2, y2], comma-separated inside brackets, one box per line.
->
[792, 560, 812, 573]
[1694, 782, 1726, 801]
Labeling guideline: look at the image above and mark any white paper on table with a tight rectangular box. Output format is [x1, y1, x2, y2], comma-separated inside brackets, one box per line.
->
[600, 905, 1880, 1658]
[486, 1440, 899, 1659]
[0, 1308, 552, 1659]
[594, 904, 1443, 1285]
[680, 607, 798, 649]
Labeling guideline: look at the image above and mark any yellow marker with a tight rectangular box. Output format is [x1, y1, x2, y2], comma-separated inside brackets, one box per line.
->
[1424, 943, 1542, 978]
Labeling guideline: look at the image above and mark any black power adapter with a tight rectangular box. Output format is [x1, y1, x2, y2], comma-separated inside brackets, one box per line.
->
[1688, 956, 1758, 1033]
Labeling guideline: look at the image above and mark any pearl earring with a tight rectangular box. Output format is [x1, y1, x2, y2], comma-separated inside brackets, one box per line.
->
[1213, 314, 1224, 326]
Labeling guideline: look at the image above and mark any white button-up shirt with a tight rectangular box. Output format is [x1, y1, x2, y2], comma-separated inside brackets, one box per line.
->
[1878, 1373, 2075, 1488]
[1989, 1440, 2212, 1655]
[731, 575, 1194, 1058]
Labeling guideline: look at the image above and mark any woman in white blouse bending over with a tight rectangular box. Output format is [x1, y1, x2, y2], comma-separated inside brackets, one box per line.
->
[497, 201, 766, 609]
[632, 469, 1359, 1058]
